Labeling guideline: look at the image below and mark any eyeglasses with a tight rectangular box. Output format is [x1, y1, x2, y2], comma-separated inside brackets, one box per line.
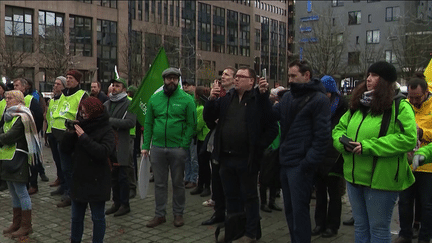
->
[235, 75, 252, 79]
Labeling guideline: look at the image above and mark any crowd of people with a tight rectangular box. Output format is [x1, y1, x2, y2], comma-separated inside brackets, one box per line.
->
[0, 60, 431, 243]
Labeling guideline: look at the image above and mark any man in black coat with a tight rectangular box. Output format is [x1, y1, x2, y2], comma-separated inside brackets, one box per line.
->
[273, 60, 331, 243]
[204, 67, 278, 242]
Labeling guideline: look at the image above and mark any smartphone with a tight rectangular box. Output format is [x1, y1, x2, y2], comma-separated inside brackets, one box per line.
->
[340, 135, 356, 150]
[262, 68, 267, 78]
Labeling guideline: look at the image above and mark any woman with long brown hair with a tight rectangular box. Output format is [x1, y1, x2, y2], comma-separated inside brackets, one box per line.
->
[333, 61, 417, 242]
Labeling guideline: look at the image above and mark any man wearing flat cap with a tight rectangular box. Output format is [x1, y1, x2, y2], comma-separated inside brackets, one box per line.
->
[142, 67, 196, 228]
[103, 77, 136, 217]
[51, 70, 88, 207]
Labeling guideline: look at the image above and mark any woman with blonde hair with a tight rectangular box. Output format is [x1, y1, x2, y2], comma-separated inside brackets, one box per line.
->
[0, 90, 41, 238]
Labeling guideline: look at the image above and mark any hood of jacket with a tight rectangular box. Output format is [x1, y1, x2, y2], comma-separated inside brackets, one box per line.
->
[290, 78, 326, 98]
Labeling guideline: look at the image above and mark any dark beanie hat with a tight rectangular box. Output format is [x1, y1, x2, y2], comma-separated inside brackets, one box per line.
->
[67, 70, 83, 83]
[367, 61, 397, 83]
[80, 97, 104, 120]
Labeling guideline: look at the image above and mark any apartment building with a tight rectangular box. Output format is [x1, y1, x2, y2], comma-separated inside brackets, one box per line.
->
[0, 0, 291, 93]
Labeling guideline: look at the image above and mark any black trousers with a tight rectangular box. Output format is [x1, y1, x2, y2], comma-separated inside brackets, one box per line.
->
[197, 141, 211, 188]
[211, 161, 225, 218]
[111, 166, 130, 207]
[314, 175, 343, 230]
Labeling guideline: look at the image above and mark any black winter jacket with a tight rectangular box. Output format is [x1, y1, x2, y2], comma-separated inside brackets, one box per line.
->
[273, 78, 331, 170]
[203, 87, 278, 168]
[60, 110, 115, 203]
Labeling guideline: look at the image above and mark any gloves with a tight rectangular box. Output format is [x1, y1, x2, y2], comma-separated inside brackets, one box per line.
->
[412, 154, 425, 171]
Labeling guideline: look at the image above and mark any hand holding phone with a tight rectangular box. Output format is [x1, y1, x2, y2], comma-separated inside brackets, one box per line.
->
[209, 79, 221, 100]
[262, 68, 267, 78]
[340, 135, 356, 150]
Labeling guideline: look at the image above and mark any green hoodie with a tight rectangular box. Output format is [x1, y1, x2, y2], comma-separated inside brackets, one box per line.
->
[332, 99, 417, 191]
[143, 87, 196, 150]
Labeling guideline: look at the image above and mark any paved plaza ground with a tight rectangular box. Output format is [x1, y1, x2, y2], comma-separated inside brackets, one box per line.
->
[0, 146, 405, 242]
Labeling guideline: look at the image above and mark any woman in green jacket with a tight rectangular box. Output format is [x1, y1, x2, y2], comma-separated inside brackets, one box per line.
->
[332, 61, 417, 243]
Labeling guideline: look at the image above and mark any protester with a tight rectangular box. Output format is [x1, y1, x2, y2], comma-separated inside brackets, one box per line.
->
[46, 77, 66, 196]
[60, 97, 115, 243]
[333, 61, 417, 242]
[142, 67, 196, 228]
[311, 75, 348, 238]
[182, 80, 199, 189]
[201, 67, 237, 226]
[395, 77, 432, 243]
[90, 81, 109, 104]
[273, 60, 331, 243]
[190, 86, 211, 197]
[51, 70, 88, 207]
[103, 78, 136, 217]
[0, 81, 9, 191]
[204, 67, 278, 242]
[0, 90, 42, 238]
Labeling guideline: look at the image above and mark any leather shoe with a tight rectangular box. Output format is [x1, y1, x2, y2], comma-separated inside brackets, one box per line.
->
[322, 228, 338, 238]
[56, 198, 71, 207]
[268, 203, 283, 211]
[105, 204, 120, 215]
[393, 236, 412, 243]
[190, 186, 203, 195]
[201, 215, 225, 225]
[146, 216, 166, 228]
[129, 190, 136, 199]
[200, 187, 211, 197]
[50, 187, 64, 196]
[49, 178, 61, 187]
[40, 174, 49, 182]
[343, 217, 354, 226]
[28, 186, 38, 195]
[113, 205, 130, 217]
[260, 204, 272, 213]
[173, 215, 184, 227]
[311, 226, 324, 236]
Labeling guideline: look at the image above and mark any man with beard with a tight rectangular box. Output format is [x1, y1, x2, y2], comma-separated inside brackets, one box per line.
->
[103, 78, 136, 217]
[90, 81, 109, 104]
[142, 67, 196, 228]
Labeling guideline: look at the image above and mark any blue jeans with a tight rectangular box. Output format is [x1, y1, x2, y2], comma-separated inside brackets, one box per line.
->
[398, 172, 432, 242]
[219, 154, 259, 239]
[150, 146, 187, 217]
[7, 182, 32, 210]
[58, 142, 72, 198]
[280, 165, 315, 243]
[347, 182, 398, 243]
[48, 133, 64, 188]
[71, 200, 106, 243]
[184, 140, 198, 183]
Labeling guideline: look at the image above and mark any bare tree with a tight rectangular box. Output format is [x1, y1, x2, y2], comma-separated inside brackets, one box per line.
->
[0, 31, 34, 80]
[298, 8, 350, 77]
[389, 14, 432, 81]
[119, 29, 146, 87]
[36, 27, 78, 83]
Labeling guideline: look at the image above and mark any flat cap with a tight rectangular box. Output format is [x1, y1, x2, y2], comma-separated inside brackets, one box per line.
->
[162, 68, 181, 78]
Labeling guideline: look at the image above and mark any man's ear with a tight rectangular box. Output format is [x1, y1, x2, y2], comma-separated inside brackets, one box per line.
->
[305, 71, 311, 80]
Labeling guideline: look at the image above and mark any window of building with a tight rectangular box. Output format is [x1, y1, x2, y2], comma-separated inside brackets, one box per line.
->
[97, 19, 117, 82]
[198, 2, 211, 51]
[164, 36, 180, 67]
[5, 6, 33, 52]
[255, 28, 260, 50]
[356, 36, 359, 44]
[144, 1, 149, 22]
[240, 13, 250, 57]
[255, 14, 260, 22]
[131, 0, 136, 20]
[332, 18, 335, 26]
[75, 0, 92, 3]
[164, 1, 168, 25]
[138, 1, 142, 20]
[169, 0, 174, 26]
[367, 0, 380, 2]
[39, 10, 65, 53]
[227, 10, 239, 55]
[348, 52, 360, 65]
[332, 0, 344, 7]
[158, 0, 162, 24]
[386, 6, 400, 21]
[70, 15, 92, 56]
[96, 0, 117, 8]
[385, 50, 397, 63]
[213, 6, 225, 53]
[366, 30, 380, 44]
[348, 11, 361, 25]
[368, 14, 371, 23]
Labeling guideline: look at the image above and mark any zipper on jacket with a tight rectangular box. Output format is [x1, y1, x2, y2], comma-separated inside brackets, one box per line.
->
[165, 97, 170, 147]
[352, 114, 367, 184]
[394, 157, 400, 182]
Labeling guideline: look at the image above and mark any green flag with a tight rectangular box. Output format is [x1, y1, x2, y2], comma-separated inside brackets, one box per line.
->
[129, 47, 169, 126]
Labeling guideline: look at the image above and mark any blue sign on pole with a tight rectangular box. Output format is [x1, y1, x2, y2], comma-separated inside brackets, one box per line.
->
[307, 1, 312, 13]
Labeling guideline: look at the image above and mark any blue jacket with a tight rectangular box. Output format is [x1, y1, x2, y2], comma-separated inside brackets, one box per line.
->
[273, 78, 331, 169]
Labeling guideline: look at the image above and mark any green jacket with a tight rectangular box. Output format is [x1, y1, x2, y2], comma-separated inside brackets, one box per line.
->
[143, 87, 196, 150]
[332, 99, 417, 191]
[416, 143, 432, 165]
[196, 104, 210, 141]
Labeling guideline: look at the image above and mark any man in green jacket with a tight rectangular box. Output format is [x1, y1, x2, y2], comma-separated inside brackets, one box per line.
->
[142, 67, 196, 228]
